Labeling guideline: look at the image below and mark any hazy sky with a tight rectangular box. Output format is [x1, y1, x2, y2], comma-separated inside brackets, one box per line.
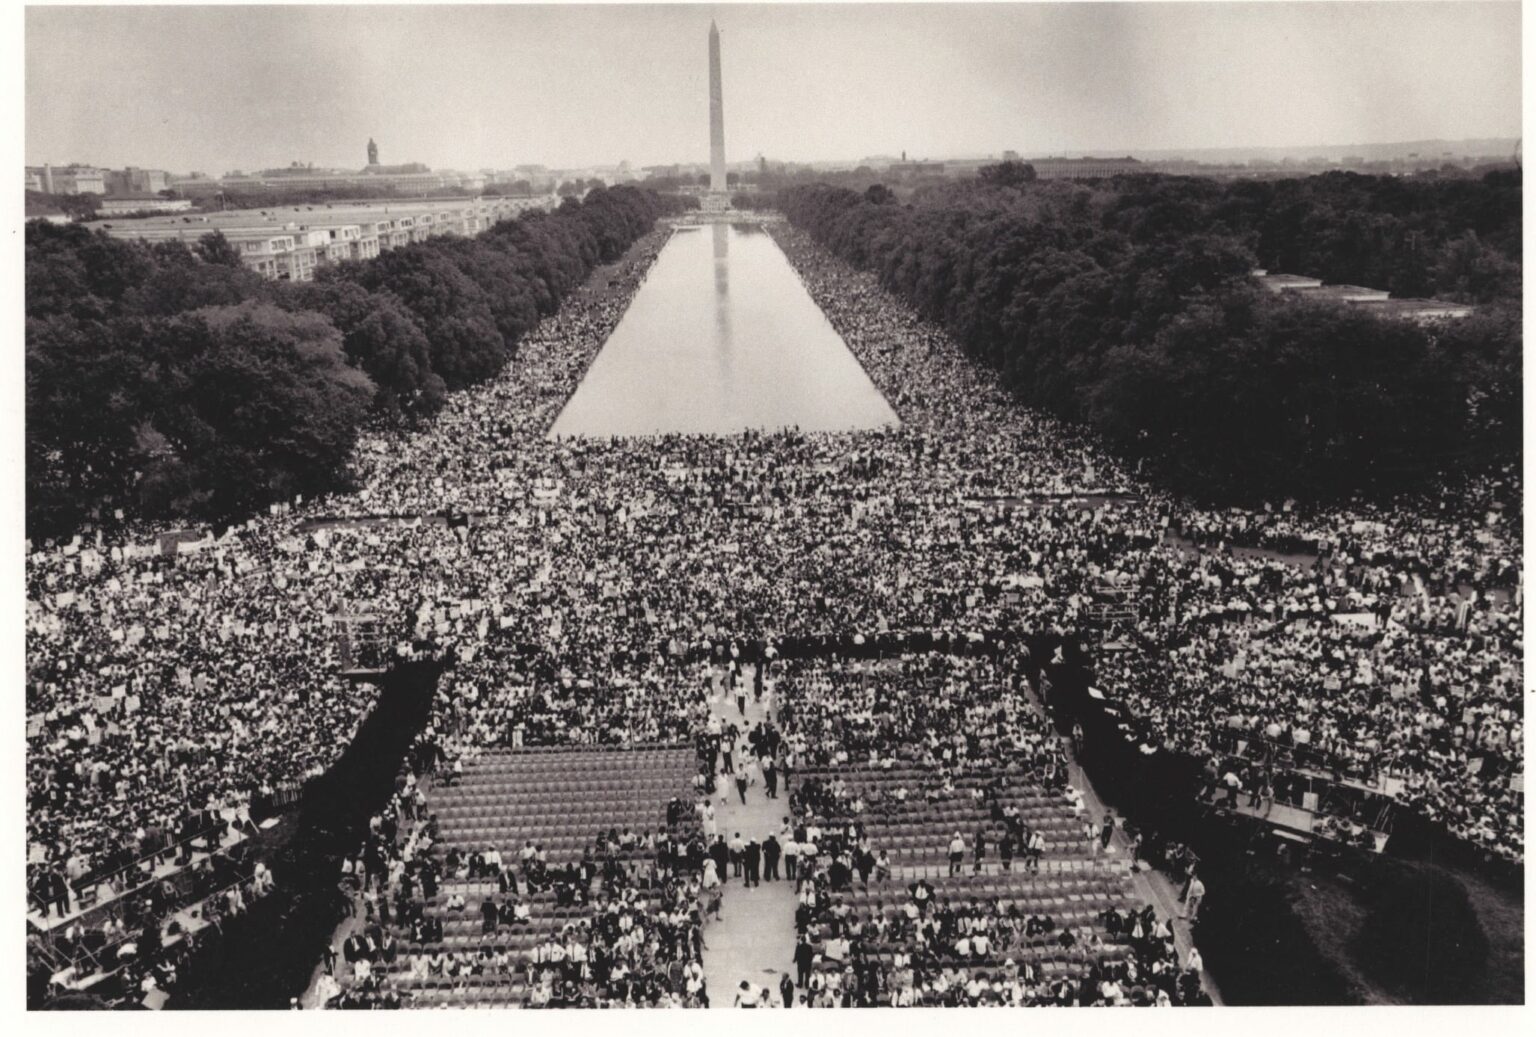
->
[25, 2, 1522, 173]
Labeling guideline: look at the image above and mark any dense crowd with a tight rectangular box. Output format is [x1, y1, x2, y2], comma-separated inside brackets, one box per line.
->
[316, 730, 712, 1009]
[27, 212, 1521, 1003]
[753, 654, 1208, 1006]
[26, 528, 383, 915]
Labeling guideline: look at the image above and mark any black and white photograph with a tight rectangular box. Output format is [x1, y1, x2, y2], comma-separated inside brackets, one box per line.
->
[13, 0, 1528, 1018]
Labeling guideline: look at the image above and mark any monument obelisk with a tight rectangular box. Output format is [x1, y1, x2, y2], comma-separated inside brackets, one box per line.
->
[707, 20, 729, 206]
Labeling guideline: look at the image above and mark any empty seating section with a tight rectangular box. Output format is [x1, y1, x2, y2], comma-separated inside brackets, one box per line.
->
[434, 747, 696, 864]
[375, 745, 701, 1007]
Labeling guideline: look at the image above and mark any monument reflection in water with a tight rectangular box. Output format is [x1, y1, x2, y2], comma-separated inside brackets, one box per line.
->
[549, 222, 900, 438]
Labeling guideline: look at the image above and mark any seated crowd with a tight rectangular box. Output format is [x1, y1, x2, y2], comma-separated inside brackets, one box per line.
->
[318, 732, 712, 1009]
[751, 654, 1209, 1006]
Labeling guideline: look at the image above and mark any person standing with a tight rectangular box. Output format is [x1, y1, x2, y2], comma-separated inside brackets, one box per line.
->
[782, 834, 799, 882]
[948, 832, 965, 877]
[710, 835, 729, 881]
[1254, 775, 1276, 817]
[763, 834, 782, 881]
[794, 936, 815, 988]
[728, 832, 745, 878]
[734, 763, 750, 805]
[1184, 875, 1206, 921]
[1026, 829, 1044, 872]
[779, 971, 795, 1007]
[798, 834, 819, 886]
[1100, 813, 1116, 852]
[763, 755, 779, 799]
[744, 838, 762, 888]
[973, 825, 987, 873]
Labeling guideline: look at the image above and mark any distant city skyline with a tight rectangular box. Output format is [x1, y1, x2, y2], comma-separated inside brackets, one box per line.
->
[27, 3, 1522, 174]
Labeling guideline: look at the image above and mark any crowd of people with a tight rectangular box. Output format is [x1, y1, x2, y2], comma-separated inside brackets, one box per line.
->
[742, 654, 1209, 1006]
[316, 730, 714, 1009]
[26, 210, 1521, 1004]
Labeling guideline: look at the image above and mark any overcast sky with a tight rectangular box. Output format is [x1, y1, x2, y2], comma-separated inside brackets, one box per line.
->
[25, 2, 1522, 173]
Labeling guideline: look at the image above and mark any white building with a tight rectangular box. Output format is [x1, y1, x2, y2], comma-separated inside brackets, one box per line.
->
[100, 195, 557, 281]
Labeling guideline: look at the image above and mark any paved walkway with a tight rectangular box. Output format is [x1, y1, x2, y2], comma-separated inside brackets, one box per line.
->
[700, 670, 798, 1007]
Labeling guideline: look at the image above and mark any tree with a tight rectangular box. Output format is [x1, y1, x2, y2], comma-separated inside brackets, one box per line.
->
[196, 231, 246, 268]
[279, 281, 445, 421]
[978, 161, 1037, 187]
[136, 303, 374, 521]
[778, 168, 1521, 502]
[125, 239, 270, 317]
[320, 243, 508, 390]
[25, 221, 155, 321]
[25, 315, 152, 535]
[24, 182, 681, 536]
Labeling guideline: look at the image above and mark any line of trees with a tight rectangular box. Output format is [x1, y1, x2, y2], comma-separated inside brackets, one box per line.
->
[26, 185, 681, 538]
[778, 169, 1520, 502]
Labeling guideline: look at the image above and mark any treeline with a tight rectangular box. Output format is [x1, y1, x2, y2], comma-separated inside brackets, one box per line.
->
[1212, 170, 1519, 302]
[779, 172, 1521, 501]
[26, 186, 679, 537]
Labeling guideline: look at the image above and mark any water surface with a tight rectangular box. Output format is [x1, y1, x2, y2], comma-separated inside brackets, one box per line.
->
[549, 223, 899, 437]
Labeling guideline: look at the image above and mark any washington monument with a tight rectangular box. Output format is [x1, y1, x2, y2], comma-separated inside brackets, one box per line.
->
[708, 20, 727, 193]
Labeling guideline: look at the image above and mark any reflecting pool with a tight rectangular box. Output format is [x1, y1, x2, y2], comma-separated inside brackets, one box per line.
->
[549, 223, 899, 437]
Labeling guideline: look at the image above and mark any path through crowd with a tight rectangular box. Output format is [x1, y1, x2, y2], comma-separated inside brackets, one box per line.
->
[700, 667, 798, 1007]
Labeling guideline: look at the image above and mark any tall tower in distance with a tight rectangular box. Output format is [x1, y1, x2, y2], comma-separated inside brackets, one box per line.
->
[367, 138, 379, 167]
[708, 21, 727, 193]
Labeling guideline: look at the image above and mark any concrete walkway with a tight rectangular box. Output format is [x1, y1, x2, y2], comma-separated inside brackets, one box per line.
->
[700, 671, 798, 1007]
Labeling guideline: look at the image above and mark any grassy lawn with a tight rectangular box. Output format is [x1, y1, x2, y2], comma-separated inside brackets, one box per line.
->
[1287, 872, 1403, 1004]
[1454, 866, 1525, 1004]
[1287, 862, 1523, 1004]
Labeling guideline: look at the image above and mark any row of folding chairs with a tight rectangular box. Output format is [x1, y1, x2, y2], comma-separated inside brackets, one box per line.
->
[459, 757, 693, 778]
[848, 814, 1084, 836]
[426, 880, 665, 902]
[874, 870, 1130, 894]
[812, 793, 1077, 818]
[435, 778, 689, 799]
[874, 839, 1097, 862]
[798, 765, 1034, 784]
[437, 823, 696, 844]
[807, 944, 1131, 974]
[476, 743, 690, 758]
[434, 800, 685, 820]
[436, 805, 688, 827]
